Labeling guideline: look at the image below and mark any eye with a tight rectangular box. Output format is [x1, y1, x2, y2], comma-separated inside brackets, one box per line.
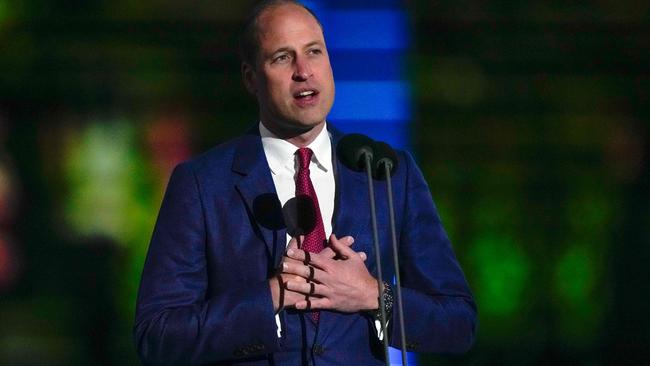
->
[308, 48, 322, 55]
[272, 53, 291, 64]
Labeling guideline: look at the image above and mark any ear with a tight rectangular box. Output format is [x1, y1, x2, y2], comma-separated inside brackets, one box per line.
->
[241, 62, 257, 95]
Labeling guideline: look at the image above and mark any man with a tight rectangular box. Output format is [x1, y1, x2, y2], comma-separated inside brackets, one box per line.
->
[134, 1, 476, 365]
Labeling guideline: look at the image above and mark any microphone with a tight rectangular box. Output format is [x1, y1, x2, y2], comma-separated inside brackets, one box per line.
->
[372, 141, 399, 180]
[336, 133, 375, 172]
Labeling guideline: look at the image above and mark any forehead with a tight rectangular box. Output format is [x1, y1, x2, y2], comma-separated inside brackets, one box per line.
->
[256, 4, 324, 50]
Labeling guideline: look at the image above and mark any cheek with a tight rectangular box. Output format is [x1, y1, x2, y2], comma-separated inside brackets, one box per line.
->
[266, 79, 289, 100]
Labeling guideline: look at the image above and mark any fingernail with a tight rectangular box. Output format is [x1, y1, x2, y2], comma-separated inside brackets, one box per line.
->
[283, 263, 288, 270]
[287, 249, 294, 256]
[346, 236, 354, 244]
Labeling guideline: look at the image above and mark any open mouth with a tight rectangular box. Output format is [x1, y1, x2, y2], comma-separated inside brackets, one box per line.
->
[293, 89, 319, 100]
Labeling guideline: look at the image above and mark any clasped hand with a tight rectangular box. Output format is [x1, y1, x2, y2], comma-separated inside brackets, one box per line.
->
[271, 234, 379, 313]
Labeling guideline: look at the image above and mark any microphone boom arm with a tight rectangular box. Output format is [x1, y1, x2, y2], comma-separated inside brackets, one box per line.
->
[363, 152, 390, 366]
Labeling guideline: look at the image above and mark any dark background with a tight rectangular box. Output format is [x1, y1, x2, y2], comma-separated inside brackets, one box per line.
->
[0, 1, 648, 365]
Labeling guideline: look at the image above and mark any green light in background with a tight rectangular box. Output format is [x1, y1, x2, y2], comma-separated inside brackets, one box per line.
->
[566, 186, 612, 236]
[554, 244, 597, 304]
[419, 57, 487, 105]
[469, 234, 530, 317]
[0, 1, 8, 26]
[552, 241, 604, 345]
[552, 180, 612, 345]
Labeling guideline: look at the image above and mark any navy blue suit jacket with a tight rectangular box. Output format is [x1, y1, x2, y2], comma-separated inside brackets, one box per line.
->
[134, 125, 476, 365]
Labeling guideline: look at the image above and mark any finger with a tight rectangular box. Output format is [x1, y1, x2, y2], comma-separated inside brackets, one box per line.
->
[275, 274, 284, 311]
[296, 250, 332, 271]
[307, 265, 314, 281]
[358, 251, 367, 261]
[302, 265, 328, 283]
[282, 262, 326, 282]
[286, 247, 307, 262]
[287, 236, 300, 251]
[286, 247, 325, 267]
[279, 272, 307, 284]
[317, 236, 355, 259]
[339, 236, 355, 247]
[283, 256, 308, 266]
[328, 234, 358, 259]
[286, 247, 333, 271]
[295, 298, 332, 310]
[296, 235, 305, 249]
[318, 247, 337, 259]
[286, 280, 327, 296]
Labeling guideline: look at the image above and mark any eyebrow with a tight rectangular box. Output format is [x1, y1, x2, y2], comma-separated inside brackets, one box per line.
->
[270, 47, 291, 56]
[303, 41, 324, 49]
[269, 41, 325, 56]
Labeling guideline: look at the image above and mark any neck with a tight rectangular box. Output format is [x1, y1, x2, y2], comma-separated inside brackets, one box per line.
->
[261, 121, 326, 148]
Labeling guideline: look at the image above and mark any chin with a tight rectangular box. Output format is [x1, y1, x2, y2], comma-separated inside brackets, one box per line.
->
[295, 111, 328, 127]
[298, 118, 326, 130]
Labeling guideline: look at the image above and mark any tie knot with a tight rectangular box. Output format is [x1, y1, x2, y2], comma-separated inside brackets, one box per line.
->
[296, 147, 313, 170]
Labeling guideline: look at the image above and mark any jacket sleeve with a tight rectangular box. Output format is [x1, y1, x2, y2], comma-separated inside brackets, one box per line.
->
[389, 152, 477, 354]
[133, 163, 280, 365]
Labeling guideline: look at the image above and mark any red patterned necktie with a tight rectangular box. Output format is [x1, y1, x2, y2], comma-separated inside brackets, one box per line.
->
[295, 147, 326, 322]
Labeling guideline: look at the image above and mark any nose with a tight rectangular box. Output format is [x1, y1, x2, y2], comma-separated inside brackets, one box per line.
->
[292, 56, 312, 81]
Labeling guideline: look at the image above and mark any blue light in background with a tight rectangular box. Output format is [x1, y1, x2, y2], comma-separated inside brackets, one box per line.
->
[324, 11, 409, 50]
[329, 81, 411, 121]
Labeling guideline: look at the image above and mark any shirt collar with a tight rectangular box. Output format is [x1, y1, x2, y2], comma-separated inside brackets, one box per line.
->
[259, 121, 332, 175]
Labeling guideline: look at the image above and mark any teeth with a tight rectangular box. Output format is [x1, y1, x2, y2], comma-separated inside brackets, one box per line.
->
[299, 90, 315, 97]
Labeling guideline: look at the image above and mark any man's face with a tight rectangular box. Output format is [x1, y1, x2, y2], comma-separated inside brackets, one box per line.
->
[245, 4, 335, 135]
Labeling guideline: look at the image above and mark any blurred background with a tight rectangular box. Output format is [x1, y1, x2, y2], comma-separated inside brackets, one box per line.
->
[0, 0, 648, 365]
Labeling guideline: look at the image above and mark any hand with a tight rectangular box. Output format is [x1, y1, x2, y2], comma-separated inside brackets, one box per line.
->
[269, 237, 306, 312]
[283, 234, 379, 313]
[270, 235, 361, 312]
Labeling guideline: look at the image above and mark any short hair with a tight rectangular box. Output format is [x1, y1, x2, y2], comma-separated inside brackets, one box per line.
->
[238, 0, 324, 69]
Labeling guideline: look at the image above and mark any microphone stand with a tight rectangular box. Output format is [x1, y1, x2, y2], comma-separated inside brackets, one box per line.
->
[362, 152, 390, 366]
[381, 160, 407, 366]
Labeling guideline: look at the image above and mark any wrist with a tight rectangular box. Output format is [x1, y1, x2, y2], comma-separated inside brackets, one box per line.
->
[365, 278, 381, 310]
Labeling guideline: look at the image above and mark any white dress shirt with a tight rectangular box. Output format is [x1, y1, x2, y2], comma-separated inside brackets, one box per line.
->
[260, 121, 336, 337]
[260, 121, 335, 245]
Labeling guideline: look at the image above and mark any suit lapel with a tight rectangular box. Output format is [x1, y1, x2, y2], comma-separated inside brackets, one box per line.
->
[233, 130, 287, 268]
[318, 127, 376, 338]
[330, 127, 374, 266]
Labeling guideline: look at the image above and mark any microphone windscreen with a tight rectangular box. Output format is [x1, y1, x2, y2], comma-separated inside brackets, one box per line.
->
[337, 133, 375, 171]
[282, 195, 317, 237]
[373, 141, 399, 179]
[253, 193, 286, 230]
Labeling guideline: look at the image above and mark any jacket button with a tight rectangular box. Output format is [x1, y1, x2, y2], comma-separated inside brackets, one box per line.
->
[313, 345, 325, 356]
